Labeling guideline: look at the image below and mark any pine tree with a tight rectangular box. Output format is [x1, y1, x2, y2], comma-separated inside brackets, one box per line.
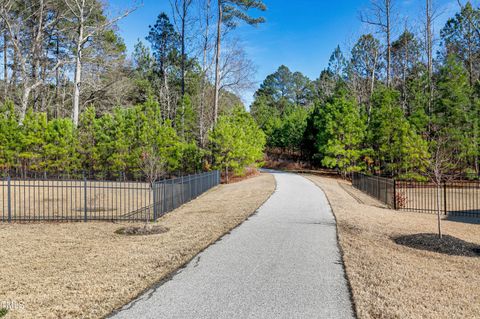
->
[0, 101, 21, 171]
[368, 87, 429, 177]
[20, 111, 48, 172]
[434, 55, 474, 170]
[209, 107, 265, 179]
[43, 118, 79, 172]
[314, 86, 366, 175]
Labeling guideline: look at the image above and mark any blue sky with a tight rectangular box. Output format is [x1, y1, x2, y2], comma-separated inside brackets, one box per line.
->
[111, 0, 466, 105]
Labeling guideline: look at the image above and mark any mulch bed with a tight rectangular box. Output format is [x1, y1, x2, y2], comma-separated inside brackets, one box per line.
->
[394, 233, 480, 257]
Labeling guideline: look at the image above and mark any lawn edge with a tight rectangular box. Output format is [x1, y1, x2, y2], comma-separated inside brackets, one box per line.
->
[303, 174, 359, 319]
[105, 173, 277, 318]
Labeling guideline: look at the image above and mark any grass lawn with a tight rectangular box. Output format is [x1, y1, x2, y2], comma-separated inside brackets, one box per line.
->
[307, 175, 480, 319]
[0, 173, 275, 319]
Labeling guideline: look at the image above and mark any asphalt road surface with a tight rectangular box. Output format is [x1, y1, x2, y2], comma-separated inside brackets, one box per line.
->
[111, 172, 355, 319]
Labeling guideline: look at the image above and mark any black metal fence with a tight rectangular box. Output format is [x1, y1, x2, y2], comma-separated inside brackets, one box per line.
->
[351, 172, 395, 207]
[352, 172, 480, 218]
[151, 171, 220, 220]
[0, 171, 220, 222]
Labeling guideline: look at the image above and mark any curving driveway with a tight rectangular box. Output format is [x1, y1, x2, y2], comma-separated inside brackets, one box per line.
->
[111, 172, 354, 319]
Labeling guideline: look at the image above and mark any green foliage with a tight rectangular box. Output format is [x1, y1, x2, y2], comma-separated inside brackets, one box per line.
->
[0, 100, 205, 178]
[179, 142, 206, 174]
[221, 0, 267, 28]
[19, 110, 48, 171]
[255, 65, 314, 109]
[43, 118, 79, 172]
[0, 308, 8, 318]
[434, 55, 472, 132]
[270, 106, 309, 152]
[250, 95, 281, 137]
[307, 86, 366, 174]
[406, 67, 431, 133]
[209, 107, 266, 175]
[146, 13, 180, 71]
[0, 101, 21, 170]
[433, 55, 477, 172]
[368, 87, 430, 175]
[440, 1, 480, 86]
[349, 34, 383, 79]
[175, 95, 197, 143]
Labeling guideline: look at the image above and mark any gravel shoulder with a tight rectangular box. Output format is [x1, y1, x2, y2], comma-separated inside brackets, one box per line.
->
[306, 175, 480, 319]
[0, 173, 275, 319]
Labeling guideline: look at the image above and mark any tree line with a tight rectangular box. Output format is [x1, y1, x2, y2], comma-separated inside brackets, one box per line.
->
[252, 1, 480, 181]
[0, 0, 268, 180]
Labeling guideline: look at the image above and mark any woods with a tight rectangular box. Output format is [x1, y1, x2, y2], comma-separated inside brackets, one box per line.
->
[0, 0, 267, 178]
[2, 0, 480, 182]
[252, 1, 480, 181]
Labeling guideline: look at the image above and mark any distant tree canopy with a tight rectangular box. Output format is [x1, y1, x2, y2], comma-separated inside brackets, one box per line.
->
[0, 0, 267, 178]
[251, 1, 480, 180]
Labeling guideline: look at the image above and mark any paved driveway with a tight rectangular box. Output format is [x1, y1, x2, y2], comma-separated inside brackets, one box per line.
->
[111, 172, 354, 319]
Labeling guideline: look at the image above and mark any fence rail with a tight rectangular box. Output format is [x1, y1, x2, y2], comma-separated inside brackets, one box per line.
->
[352, 172, 480, 218]
[0, 171, 220, 222]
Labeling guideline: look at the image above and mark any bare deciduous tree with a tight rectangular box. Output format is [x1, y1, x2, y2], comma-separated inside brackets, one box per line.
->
[64, 0, 136, 126]
[0, 0, 65, 123]
[171, 0, 193, 98]
[361, 0, 395, 87]
[429, 134, 461, 239]
[141, 148, 167, 186]
[219, 39, 256, 95]
[213, 0, 266, 123]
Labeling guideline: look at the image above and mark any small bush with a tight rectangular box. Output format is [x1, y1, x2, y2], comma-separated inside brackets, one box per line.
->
[395, 191, 407, 209]
[464, 168, 479, 181]
[397, 172, 429, 182]
[0, 308, 8, 318]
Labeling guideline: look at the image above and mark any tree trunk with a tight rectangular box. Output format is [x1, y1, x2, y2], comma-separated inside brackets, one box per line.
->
[181, 0, 186, 97]
[163, 71, 170, 119]
[199, 0, 211, 147]
[20, 84, 32, 123]
[55, 36, 60, 114]
[72, 19, 84, 127]
[386, 0, 391, 87]
[31, 0, 45, 112]
[426, 0, 433, 132]
[403, 29, 409, 114]
[436, 184, 442, 239]
[368, 51, 378, 122]
[213, 0, 222, 124]
[3, 32, 8, 99]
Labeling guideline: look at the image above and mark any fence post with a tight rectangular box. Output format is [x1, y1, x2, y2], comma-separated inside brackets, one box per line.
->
[181, 175, 184, 204]
[152, 183, 157, 221]
[443, 183, 447, 216]
[171, 178, 174, 210]
[385, 179, 388, 205]
[377, 176, 380, 199]
[162, 180, 167, 215]
[7, 176, 11, 223]
[83, 175, 88, 222]
[393, 179, 397, 210]
[189, 175, 192, 201]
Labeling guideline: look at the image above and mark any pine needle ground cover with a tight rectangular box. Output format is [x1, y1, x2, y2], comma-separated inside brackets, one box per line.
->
[307, 175, 480, 319]
[0, 173, 275, 319]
